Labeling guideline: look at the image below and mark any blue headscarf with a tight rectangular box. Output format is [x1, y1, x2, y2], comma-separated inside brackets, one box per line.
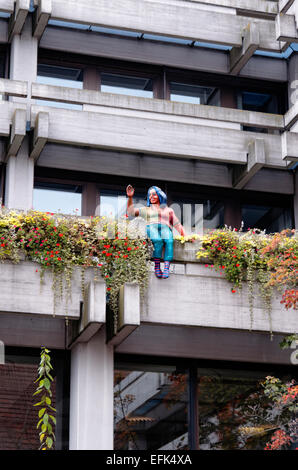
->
[147, 186, 167, 208]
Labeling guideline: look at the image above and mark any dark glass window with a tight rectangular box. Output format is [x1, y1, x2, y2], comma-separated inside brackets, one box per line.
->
[101, 73, 153, 98]
[241, 204, 293, 233]
[33, 182, 82, 215]
[170, 82, 219, 106]
[169, 198, 224, 234]
[114, 366, 188, 450]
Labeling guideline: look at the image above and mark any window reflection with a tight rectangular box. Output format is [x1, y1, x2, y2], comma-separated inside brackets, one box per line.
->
[36, 64, 83, 110]
[114, 368, 188, 450]
[33, 183, 82, 215]
[170, 82, 219, 106]
[198, 371, 296, 450]
[101, 73, 153, 98]
[241, 204, 293, 233]
[100, 191, 146, 219]
[169, 199, 224, 233]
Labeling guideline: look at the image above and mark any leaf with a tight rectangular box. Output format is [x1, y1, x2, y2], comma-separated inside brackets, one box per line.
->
[43, 378, 50, 390]
[49, 415, 56, 425]
[45, 396, 51, 405]
[43, 413, 49, 426]
[38, 408, 46, 418]
[46, 437, 53, 449]
[37, 418, 43, 429]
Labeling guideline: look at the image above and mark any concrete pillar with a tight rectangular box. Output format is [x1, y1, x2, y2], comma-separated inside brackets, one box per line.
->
[4, 15, 38, 210]
[5, 137, 34, 210]
[10, 15, 38, 110]
[69, 327, 114, 450]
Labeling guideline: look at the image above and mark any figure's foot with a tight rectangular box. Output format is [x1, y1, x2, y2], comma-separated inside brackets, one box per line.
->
[153, 258, 163, 278]
[162, 261, 171, 279]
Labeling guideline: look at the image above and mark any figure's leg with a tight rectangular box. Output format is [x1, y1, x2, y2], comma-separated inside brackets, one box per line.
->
[160, 225, 174, 279]
[147, 224, 164, 278]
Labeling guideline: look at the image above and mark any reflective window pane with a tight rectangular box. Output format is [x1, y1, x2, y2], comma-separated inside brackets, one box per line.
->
[114, 367, 188, 450]
[170, 82, 219, 106]
[242, 204, 293, 232]
[100, 191, 146, 219]
[101, 73, 153, 98]
[198, 370, 297, 450]
[37, 64, 83, 110]
[169, 199, 224, 233]
[33, 183, 82, 215]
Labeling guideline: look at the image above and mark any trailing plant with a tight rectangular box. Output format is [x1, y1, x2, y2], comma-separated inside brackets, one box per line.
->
[195, 227, 297, 334]
[33, 347, 56, 450]
[0, 208, 152, 325]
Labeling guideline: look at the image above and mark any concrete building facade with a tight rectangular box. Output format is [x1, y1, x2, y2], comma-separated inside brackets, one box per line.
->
[0, 0, 297, 450]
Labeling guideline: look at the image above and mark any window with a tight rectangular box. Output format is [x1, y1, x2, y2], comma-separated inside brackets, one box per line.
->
[114, 364, 188, 450]
[198, 369, 297, 450]
[36, 64, 83, 110]
[241, 204, 293, 233]
[100, 190, 146, 219]
[101, 73, 154, 98]
[33, 182, 82, 215]
[170, 82, 219, 106]
[169, 198, 224, 234]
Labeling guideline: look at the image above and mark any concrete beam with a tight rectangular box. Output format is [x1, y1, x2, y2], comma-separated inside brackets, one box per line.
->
[0, 261, 96, 319]
[33, 0, 52, 39]
[30, 104, 287, 168]
[5, 108, 27, 161]
[281, 131, 298, 162]
[107, 283, 140, 346]
[31, 82, 284, 130]
[284, 101, 298, 130]
[140, 268, 298, 335]
[0, 0, 14, 13]
[232, 138, 266, 189]
[230, 22, 260, 75]
[275, 12, 298, 41]
[0, 78, 28, 97]
[68, 280, 106, 349]
[30, 111, 49, 161]
[279, 0, 295, 14]
[8, 0, 30, 43]
[40, 26, 288, 82]
[0, 101, 26, 136]
[49, 0, 282, 51]
[188, 0, 278, 18]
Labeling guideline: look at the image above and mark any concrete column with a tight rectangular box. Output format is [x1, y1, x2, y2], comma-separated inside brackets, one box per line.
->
[69, 327, 114, 450]
[4, 15, 38, 210]
[10, 15, 38, 109]
[5, 137, 34, 210]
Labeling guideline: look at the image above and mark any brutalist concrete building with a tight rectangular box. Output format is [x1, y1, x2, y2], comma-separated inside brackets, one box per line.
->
[0, 0, 297, 451]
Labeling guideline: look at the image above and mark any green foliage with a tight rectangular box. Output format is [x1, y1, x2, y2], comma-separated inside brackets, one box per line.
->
[194, 227, 298, 335]
[33, 347, 56, 450]
[0, 208, 152, 324]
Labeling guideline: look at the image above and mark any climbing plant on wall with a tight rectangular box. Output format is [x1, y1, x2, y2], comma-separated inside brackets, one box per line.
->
[33, 347, 56, 450]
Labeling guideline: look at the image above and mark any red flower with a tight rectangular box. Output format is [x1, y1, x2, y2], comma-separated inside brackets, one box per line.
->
[236, 263, 240, 267]
[231, 289, 236, 293]
[57, 257, 61, 261]
[59, 233, 63, 237]
[127, 247, 132, 251]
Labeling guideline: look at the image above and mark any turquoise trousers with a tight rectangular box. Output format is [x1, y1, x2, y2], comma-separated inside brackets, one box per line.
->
[147, 223, 174, 261]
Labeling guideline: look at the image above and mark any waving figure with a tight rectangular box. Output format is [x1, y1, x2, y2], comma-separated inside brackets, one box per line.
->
[126, 185, 185, 279]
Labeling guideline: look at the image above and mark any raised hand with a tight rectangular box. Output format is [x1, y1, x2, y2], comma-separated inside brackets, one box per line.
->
[126, 184, 135, 197]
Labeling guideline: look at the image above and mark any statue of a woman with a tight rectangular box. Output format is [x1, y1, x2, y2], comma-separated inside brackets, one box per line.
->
[126, 185, 185, 279]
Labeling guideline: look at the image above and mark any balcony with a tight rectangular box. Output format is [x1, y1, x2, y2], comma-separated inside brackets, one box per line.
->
[0, 239, 296, 364]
